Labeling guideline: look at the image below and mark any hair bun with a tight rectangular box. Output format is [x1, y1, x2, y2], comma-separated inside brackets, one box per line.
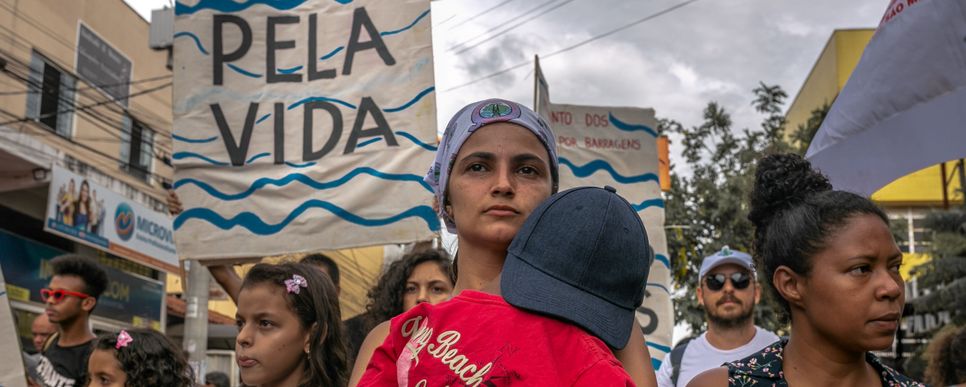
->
[748, 153, 832, 227]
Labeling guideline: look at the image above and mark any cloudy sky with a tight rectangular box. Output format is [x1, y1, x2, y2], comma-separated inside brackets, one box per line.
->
[126, 0, 887, 165]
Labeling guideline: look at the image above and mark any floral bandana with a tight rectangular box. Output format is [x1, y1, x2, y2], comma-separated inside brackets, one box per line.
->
[423, 99, 559, 232]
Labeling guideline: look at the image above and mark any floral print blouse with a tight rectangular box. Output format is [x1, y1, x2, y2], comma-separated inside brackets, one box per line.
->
[725, 338, 924, 386]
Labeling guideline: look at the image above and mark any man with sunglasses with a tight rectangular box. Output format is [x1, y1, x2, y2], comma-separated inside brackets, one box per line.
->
[656, 246, 778, 387]
[34, 255, 108, 387]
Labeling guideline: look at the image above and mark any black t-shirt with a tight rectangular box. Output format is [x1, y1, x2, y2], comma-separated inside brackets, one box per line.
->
[344, 313, 370, 370]
[36, 337, 93, 387]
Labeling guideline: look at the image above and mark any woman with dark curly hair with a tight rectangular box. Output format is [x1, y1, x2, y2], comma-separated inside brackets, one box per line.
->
[344, 248, 454, 367]
[924, 324, 966, 386]
[88, 328, 194, 386]
[689, 153, 922, 386]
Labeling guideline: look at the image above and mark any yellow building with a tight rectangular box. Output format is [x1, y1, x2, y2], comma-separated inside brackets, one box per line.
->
[785, 29, 964, 279]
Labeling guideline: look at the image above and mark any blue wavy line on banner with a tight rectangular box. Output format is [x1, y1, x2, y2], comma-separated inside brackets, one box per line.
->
[654, 254, 670, 269]
[609, 112, 657, 137]
[381, 9, 430, 36]
[558, 157, 660, 184]
[633, 198, 665, 212]
[315, 9, 427, 62]
[384, 86, 435, 113]
[647, 282, 670, 294]
[173, 152, 229, 166]
[174, 202, 439, 233]
[396, 131, 437, 151]
[227, 63, 261, 78]
[356, 138, 382, 149]
[285, 161, 316, 168]
[173, 31, 208, 55]
[173, 134, 218, 144]
[175, 0, 351, 15]
[256, 113, 271, 124]
[354, 131, 437, 151]
[647, 342, 671, 354]
[278, 65, 304, 74]
[652, 358, 662, 372]
[173, 167, 432, 201]
[288, 96, 357, 110]
[319, 46, 344, 61]
[245, 152, 270, 164]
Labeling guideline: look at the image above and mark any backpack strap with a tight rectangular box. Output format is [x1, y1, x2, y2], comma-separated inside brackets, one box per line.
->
[41, 331, 60, 353]
[670, 336, 694, 387]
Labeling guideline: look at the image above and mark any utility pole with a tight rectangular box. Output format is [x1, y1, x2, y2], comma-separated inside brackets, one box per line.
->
[183, 260, 209, 384]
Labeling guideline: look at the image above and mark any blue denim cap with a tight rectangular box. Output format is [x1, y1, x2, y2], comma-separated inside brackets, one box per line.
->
[698, 246, 755, 279]
[501, 186, 652, 349]
[424, 98, 559, 233]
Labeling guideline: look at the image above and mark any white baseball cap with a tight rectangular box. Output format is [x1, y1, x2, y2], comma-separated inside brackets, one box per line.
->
[699, 246, 754, 279]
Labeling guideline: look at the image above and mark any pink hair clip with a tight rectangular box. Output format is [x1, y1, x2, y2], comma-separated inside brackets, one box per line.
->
[115, 330, 132, 349]
[284, 274, 308, 294]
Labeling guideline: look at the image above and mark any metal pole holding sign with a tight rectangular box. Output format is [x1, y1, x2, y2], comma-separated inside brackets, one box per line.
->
[183, 260, 210, 384]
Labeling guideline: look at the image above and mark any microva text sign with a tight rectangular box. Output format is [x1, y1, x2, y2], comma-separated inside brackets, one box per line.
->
[44, 166, 178, 272]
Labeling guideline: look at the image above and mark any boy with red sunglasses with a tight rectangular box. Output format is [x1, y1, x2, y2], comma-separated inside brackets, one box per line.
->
[656, 246, 779, 387]
[34, 254, 107, 387]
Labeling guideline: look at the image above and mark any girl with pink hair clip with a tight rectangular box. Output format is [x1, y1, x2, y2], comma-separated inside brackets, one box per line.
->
[88, 328, 194, 386]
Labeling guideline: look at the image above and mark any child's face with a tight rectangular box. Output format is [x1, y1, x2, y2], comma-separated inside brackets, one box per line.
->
[236, 283, 311, 387]
[88, 348, 126, 387]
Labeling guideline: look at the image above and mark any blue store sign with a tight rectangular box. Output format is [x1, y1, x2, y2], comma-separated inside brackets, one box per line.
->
[0, 229, 164, 328]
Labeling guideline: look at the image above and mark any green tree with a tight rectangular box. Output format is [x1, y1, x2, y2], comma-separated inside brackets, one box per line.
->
[664, 83, 790, 335]
[790, 101, 831, 154]
[911, 210, 966, 324]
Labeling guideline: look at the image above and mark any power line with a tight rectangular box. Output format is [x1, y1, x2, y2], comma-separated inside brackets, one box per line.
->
[449, 0, 576, 55]
[447, 0, 554, 50]
[0, 73, 171, 96]
[444, 0, 518, 32]
[0, 107, 170, 184]
[0, 41, 174, 137]
[0, 81, 172, 127]
[444, 0, 700, 92]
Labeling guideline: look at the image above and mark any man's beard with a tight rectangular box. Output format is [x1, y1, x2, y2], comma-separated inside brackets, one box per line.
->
[706, 295, 754, 329]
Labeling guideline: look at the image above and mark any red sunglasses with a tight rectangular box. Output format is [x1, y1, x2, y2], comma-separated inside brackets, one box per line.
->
[40, 288, 91, 304]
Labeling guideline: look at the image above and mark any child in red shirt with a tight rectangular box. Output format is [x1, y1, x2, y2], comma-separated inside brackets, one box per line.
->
[358, 186, 652, 386]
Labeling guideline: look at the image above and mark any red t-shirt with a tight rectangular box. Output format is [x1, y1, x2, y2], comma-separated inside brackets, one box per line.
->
[357, 290, 634, 386]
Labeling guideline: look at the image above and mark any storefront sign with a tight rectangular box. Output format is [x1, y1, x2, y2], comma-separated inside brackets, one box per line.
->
[43, 166, 178, 273]
[0, 229, 165, 329]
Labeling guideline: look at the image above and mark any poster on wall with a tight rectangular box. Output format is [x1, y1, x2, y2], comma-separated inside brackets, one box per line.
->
[43, 166, 178, 273]
[172, 0, 438, 260]
[535, 58, 673, 369]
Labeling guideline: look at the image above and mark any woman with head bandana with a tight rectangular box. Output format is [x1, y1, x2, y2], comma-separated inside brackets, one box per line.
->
[350, 99, 655, 386]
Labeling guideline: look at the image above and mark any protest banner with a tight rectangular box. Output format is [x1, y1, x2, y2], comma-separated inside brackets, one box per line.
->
[44, 166, 179, 273]
[172, 0, 437, 260]
[807, 0, 966, 195]
[535, 57, 673, 369]
[0, 267, 27, 387]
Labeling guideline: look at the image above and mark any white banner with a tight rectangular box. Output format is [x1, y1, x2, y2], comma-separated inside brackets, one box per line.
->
[44, 166, 179, 272]
[535, 60, 672, 368]
[172, 0, 438, 260]
[0, 268, 28, 387]
[806, 0, 966, 195]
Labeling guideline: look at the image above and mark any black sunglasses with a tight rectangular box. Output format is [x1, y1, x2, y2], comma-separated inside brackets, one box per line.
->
[704, 272, 751, 291]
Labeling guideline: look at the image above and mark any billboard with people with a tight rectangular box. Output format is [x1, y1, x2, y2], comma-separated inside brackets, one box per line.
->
[43, 166, 178, 273]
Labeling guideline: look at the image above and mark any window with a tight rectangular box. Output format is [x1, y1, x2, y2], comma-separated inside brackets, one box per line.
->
[911, 217, 932, 253]
[25, 51, 75, 137]
[120, 116, 154, 182]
